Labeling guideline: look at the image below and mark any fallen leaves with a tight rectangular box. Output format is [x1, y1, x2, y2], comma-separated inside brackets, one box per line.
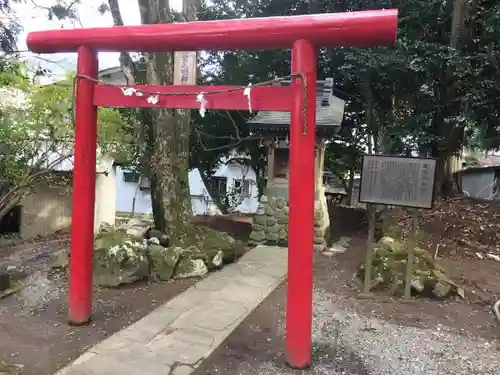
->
[390, 196, 500, 260]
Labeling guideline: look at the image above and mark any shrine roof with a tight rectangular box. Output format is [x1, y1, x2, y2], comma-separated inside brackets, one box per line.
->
[246, 78, 345, 130]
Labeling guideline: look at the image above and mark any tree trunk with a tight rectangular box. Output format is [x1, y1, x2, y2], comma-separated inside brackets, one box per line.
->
[136, 0, 193, 243]
[365, 76, 375, 155]
[437, 0, 467, 197]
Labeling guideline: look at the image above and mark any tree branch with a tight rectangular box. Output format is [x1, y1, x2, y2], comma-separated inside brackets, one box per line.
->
[107, 0, 136, 84]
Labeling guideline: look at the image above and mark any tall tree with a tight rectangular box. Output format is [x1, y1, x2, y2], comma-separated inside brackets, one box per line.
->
[106, 0, 193, 244]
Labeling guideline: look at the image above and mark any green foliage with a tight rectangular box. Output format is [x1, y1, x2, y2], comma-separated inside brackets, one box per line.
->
[105, 0, 500, 203]
[198, 0, 500, 196]
[0, 61, 130, 220]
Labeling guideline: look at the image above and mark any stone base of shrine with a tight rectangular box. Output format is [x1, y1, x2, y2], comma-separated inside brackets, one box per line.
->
[248, 192, 329, 251]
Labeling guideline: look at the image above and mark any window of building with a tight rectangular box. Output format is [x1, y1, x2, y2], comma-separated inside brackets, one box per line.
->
[139, 176, 151, 190]
[234, 179, 251, 197]
[123, 171, 140, 183]
[123, 171, 151, 190]
[210, 176, 227, 196]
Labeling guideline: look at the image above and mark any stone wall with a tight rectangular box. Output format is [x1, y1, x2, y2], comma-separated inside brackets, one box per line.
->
[249, 195, 329, 251]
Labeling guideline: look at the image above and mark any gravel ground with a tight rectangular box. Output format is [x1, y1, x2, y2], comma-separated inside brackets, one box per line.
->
[312, 291, 500, 375]
[252, 290, 500, 375]
[196, 284, 500, 375]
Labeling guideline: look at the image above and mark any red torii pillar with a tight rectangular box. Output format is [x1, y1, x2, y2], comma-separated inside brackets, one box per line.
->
[27, 9, 397, 369]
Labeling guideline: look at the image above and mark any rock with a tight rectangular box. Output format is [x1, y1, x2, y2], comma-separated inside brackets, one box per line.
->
[275, 198, 286, 209]
[411, 278, 425, 293]
[338, 237, 351, 247]
[265, 206, 274, 216]
[378, 236, 400, 252]
[251, 223, 265, 231]
[249, 230, 265, 242]
[0, 272, 11, 291]
[267, 224, 281, 233]
[314, 207, 323, 221]
[432, 281, 452, 298]
[314, 236, 326, 245]
[256, 208, 265, 216]
[146, 229, 169, 247]
[276, 211, 288, 225]
[314, 244, 325, 252]
[261, 195, 268, 203]
[119, 218, 144, 230]
[148, 245, 182, 281]
[175, 259, 208, 279]
[314, 228, 324, 237]
[99, 222, 115, 233]
[279, 229, 287, 240]
[94, 230, 128, 251]
[148, 237, 160, 245]
[51, 249, 70, 268]
[266, 233, 279, 242]
[126, 224, 151, 238]
[93, 238, 149, 287]
[357, 236, 460, 299]
[486, 253, 500, 262]
[177, 227, 239, 266]
[266, 217, 278, 226]
[329, 244, 347, 254]
[254, 215, 267, 226]
[212, 250, 224, 268]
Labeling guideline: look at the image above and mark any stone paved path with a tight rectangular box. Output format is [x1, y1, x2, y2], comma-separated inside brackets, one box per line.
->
[55, 245, 288, 375]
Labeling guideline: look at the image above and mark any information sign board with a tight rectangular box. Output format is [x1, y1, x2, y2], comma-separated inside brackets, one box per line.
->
[359, 155, 437, 209]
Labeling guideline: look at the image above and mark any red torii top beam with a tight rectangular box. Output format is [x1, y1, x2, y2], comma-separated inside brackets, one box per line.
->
[26, 9, 398, 370]
[27, 10, 397, 53]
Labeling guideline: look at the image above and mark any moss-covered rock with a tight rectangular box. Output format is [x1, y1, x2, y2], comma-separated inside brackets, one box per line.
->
[49, 223, 243, 286]
[175, 258, 208, 279]
[357, 236, 462, 299]
[177, 226, 240, 266]
[148, 245, 182, 281]
[93, 233, 150, 287]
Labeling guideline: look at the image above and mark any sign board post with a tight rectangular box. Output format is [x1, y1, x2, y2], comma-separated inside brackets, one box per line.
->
[358, 155, 437, 299]
[363, 203, 376, 294]
[403, 210, 418, 299]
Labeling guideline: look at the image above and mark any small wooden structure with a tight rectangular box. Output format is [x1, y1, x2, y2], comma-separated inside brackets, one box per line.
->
[247, 78, 345, 250]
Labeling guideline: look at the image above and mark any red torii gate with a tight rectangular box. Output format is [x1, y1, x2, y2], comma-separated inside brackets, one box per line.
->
[27, 9, 397, 369]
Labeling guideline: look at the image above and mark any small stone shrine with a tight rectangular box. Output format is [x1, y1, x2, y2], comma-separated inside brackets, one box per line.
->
[248, 78, 345, 251]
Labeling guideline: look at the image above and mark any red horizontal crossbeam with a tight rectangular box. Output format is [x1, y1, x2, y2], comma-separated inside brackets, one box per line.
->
[27, 9, 398, 53]
[93, 84, 293, 111]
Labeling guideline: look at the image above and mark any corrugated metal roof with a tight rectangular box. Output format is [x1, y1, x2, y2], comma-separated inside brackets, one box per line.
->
[247, 79, 345, 128]
[460, 155, 500, 174]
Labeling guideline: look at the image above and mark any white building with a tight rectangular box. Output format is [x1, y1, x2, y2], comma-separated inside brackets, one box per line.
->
[115, 160, 259, 216]
[100, 66, 260, 216]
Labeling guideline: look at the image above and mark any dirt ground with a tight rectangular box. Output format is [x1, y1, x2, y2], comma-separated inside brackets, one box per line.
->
[325, 236, 500, 339]
[390, 197, 500, 259]
[194, 232, 500, 375]
[0, 215, 252, 375]
[2, 207, 499, 374]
